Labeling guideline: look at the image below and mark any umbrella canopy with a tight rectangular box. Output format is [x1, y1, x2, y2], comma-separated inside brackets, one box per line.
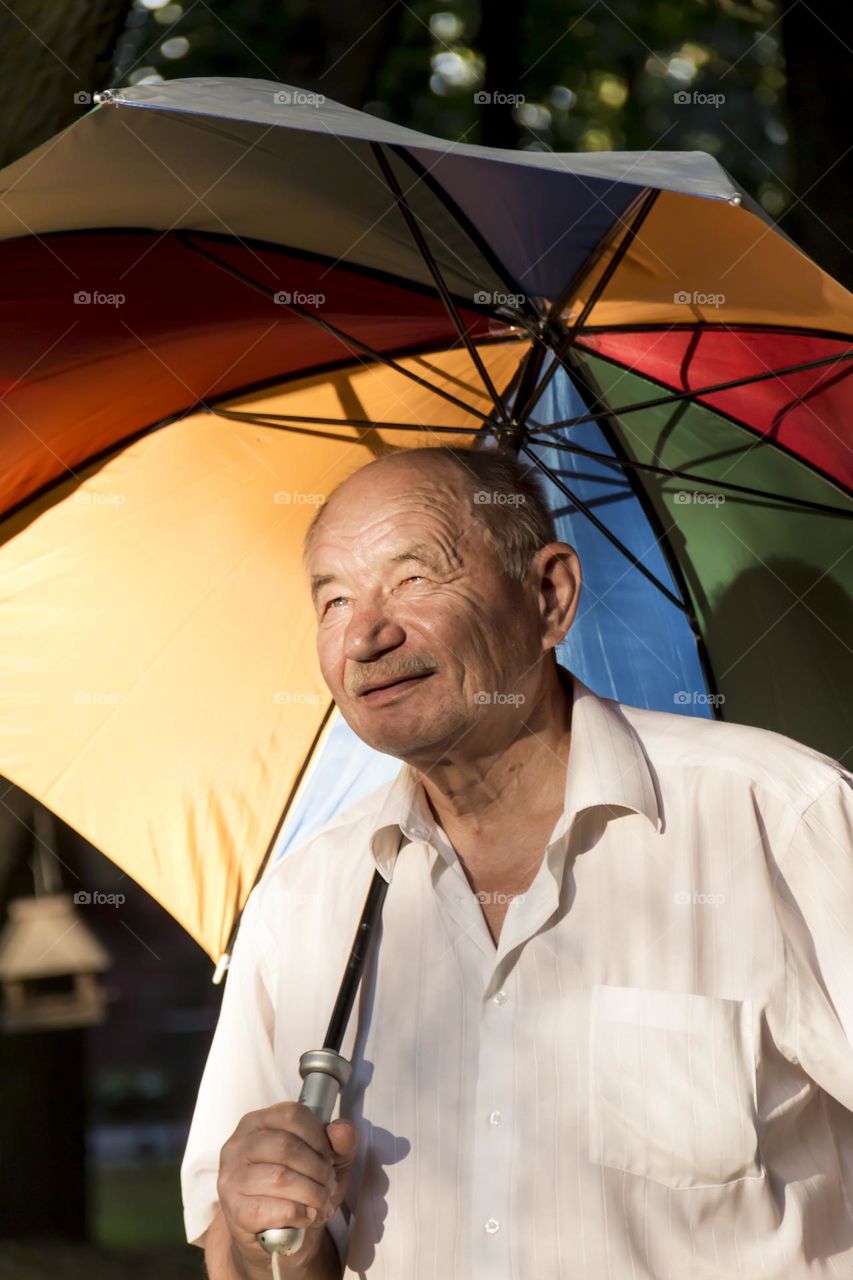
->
[0, 78, 850, 963]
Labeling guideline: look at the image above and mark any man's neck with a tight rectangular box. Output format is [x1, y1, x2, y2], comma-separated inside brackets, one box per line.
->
[415, 665, 574, 878]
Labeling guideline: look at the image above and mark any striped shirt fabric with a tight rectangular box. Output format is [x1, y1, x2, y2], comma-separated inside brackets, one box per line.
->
[181, 670, 853, 1278]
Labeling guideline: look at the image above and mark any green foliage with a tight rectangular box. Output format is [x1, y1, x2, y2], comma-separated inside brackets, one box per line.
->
[92, 1162, 186, 1247]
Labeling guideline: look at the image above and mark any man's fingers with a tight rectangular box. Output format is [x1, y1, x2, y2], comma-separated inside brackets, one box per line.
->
[233, 1162, 334, 1215]
[234, 1190, 324, 1235]
[238, 1101, 331, 1157]
[244, 1129, 335, 1191]
[326, 1120, 359, 1166]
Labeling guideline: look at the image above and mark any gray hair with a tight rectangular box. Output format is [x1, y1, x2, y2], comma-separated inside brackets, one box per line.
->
[302, 445, 557, 583]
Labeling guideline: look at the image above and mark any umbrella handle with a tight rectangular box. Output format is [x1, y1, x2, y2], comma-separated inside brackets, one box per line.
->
[257, 1048, 353, 1258]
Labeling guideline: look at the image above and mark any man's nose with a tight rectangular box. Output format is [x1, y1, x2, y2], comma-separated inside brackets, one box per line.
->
[343, 603, 406, 662]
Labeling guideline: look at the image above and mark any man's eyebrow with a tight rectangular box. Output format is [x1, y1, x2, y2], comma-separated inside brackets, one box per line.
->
[310, 571, 337, 602]
[310, 544, 437, 603]
[388, 542, 437, 568]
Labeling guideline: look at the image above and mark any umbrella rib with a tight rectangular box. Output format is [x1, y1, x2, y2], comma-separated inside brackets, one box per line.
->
[564, 354, 721, 705]
[526, 433, 853, 516]
[211, 361, 592, 448]
[541, 347, 853, 431]
[568, 343, 853, 497]
[210, 406, 492, 436]
[509, 185, 663, 430]
[370, 142, 510, 427]
[386, 146, 541, 322]
[176, 231, 494, 423]
[518, 442, 685, 610]
[513, 188, 662, 431]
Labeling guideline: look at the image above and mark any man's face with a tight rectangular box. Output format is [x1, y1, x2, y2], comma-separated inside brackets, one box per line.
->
[306, 458, 548, 763]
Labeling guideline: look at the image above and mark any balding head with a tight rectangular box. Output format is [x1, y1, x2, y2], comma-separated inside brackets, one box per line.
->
[303, 445, 581, 765]
[303, 445, 559, 585]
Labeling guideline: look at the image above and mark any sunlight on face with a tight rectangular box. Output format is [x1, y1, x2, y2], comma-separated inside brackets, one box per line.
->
[306, 457, 542, 762]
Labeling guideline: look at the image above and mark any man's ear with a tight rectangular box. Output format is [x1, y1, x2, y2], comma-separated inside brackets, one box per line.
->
[533, 542, 582, 653]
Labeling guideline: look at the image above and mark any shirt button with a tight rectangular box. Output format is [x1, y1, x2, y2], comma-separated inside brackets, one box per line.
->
[484, 1218, 500, 1234]
[493, 989, 508, 1005]
[488, 1110, 502, 1126]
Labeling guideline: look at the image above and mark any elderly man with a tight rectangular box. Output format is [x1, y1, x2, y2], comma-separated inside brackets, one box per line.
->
[182, 445, 853, 1279]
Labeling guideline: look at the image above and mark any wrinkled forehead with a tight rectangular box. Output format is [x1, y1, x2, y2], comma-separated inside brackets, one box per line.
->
[307, 463, 477, 568]
[305, 473, 496, 610]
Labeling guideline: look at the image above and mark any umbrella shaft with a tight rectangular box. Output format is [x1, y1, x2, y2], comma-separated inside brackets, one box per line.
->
[324, 868, 389, 1050]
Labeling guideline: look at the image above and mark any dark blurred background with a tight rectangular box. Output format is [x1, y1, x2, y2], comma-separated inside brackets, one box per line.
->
[0, 1, 850, 1275]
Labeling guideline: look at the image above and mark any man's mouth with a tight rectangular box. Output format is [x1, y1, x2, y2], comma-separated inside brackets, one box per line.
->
[358, 672, 435, 699]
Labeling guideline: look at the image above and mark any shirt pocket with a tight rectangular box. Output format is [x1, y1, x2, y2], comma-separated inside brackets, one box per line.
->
[588, 984, 764, 1189]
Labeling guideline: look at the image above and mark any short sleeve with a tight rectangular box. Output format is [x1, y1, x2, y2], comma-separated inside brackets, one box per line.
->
[772, 772, 853, 1111]
[180, 882, 281, 1246]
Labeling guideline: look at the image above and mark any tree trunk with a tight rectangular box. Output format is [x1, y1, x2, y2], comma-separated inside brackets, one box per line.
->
[0, 0, 133, 168]
[780, 1, 853, 289]
[478, 0, 524, 149]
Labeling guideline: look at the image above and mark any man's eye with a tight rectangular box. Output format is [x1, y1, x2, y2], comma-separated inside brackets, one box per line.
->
[323, 578, 425, 614]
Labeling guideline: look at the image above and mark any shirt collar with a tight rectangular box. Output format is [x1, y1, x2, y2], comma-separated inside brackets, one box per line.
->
[552, 668, 662, 844]
[368, 666, 662, 882]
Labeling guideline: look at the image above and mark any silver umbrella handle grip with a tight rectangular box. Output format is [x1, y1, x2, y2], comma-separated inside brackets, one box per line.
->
[257, 1048, 352, 1258]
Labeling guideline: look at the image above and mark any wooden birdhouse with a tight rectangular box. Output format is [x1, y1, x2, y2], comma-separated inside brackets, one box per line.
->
[0, 893, 112, 1032]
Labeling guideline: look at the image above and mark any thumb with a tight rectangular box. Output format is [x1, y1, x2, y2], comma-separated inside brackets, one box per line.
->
[326, 1119, 359, 1164]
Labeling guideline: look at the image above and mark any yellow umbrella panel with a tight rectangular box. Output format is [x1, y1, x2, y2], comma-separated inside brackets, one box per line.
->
[0, 340, 524, 959]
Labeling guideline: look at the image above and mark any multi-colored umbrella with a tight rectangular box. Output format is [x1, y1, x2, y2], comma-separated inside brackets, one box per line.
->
[0, 78, 849, 967]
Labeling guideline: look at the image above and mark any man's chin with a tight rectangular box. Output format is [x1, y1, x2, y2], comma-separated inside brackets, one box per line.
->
[352, 725, 427, 758]
[353, 713, 476, 765]
[340, 706, 432, 755]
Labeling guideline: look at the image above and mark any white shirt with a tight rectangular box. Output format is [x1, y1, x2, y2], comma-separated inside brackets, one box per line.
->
[181, 670, 853, 1278]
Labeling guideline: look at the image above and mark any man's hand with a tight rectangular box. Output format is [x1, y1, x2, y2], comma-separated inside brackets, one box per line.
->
[215, 1102, 358, 1276]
